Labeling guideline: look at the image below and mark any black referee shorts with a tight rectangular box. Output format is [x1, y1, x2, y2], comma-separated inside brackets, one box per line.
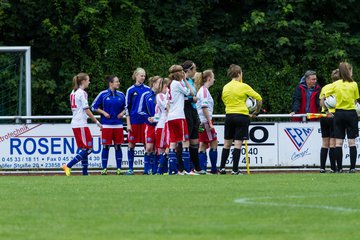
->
[320, 117, 334, 138]
[333, 109, 359, 139]
[224, 114, 250, 141]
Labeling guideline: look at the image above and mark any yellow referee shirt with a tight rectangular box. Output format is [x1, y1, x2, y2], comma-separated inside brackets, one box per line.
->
[222, 80, 262, 115]
[325, 80, 359, 110]
[319, 83, 335, 113]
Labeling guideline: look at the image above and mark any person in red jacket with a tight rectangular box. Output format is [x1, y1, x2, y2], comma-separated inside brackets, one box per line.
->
[290, 70, 321, 121]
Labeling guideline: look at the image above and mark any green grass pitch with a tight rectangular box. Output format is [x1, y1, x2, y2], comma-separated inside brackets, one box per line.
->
[0, 173, 359, 240]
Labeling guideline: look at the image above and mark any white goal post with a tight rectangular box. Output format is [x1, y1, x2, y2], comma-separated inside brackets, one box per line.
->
[0, 46, 31, 120]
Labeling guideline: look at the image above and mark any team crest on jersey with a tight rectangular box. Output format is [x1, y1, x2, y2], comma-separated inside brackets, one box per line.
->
[146, 137, 152, 142]
[129, 136, 135, 140]
[284, 127, 313, 151]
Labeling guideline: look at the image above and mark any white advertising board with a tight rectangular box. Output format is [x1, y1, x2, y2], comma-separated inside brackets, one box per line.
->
[278, 122, 360, 167]
[215, 123, 278, 167]
[1, 122, 358, 170]
[0, 123, 278, 170]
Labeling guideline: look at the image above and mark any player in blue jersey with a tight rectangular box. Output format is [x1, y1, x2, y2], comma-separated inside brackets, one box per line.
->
[91, 75, 126, 175]
[62, 72, 102, 176]
[125, 68, 151, 175]
[139, 76, 162, 174]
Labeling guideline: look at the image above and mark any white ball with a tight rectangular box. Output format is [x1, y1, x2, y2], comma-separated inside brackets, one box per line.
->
[356, 102, 360, 114]
[246, 97, 257, 113]
[324, 95, 336, 109]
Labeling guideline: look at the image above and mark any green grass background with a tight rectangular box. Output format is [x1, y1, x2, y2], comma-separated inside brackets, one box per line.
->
[0, 173, 359, 240]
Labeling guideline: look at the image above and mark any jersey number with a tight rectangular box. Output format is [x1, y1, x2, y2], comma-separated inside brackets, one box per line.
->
[70, 94, 77, 108]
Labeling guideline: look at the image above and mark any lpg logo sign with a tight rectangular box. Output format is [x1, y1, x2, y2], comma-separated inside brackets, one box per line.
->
[284, 127, 314, 151]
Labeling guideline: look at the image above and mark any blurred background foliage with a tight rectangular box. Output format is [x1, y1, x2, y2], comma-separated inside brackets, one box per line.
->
[0, 0, 359, 116]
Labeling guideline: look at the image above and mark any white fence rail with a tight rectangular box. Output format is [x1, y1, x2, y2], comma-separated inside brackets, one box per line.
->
[0, 114, 308, 121]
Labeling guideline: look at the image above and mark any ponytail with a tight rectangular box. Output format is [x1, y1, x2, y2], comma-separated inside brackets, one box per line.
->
[148, 76, 164, 93]
[330, 69, 340, 82]
[194, 70, 213, 91]
[72, 72, 89, 90]
[339, 62, 353, 82]
[227, 64, 242, 79]
[72, 75, 78, 90]
[168, 65, 184, 81]
[162, 78, 171, 90]
[194, 72, 202, 91]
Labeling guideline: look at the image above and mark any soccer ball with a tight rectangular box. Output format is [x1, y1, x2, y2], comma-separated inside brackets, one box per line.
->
[356, 102, 360, 114]
[246, 97, 257, 113]
[324, 95, 336, 109]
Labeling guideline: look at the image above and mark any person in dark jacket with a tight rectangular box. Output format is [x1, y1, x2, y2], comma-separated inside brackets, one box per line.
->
[290, 70, 321, 121]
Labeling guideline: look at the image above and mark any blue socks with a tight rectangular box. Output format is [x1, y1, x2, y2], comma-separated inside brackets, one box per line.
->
[68, 149, 89, 168]
[151, 153, 158, 174]
[168, 150, 178, 174]
[163, 154, 169, 173]
[102, 145, 123, 169]
[209, 149, 218, 173]
[144, 152, 158, 174]
[182, 148, 190, 173]
[128, 148, 134, 171]
[115, 145, 123, 169]
[199, 151, 207, 171]
[157, 153, 166, 174]
[144, 152, 151, 174]
[101, 146, 109, 169]
[68, 149, 90, 175]
[81, 155, 88, 175]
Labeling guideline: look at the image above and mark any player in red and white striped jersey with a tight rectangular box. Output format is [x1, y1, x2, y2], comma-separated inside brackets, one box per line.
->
[154, 78, 171, 174]
[167, 65, 197, 175]
[195, 70, 218, 174]
[62, 73, 102, 176]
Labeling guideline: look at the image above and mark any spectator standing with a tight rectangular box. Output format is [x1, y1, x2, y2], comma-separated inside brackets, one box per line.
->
[290, 70, 321, 121]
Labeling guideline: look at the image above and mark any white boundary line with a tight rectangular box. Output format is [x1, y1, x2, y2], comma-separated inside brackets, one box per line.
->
[234, 194, 360, 213]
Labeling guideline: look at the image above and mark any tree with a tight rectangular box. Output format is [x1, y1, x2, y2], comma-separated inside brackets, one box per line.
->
[1, 0, 359, 116]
